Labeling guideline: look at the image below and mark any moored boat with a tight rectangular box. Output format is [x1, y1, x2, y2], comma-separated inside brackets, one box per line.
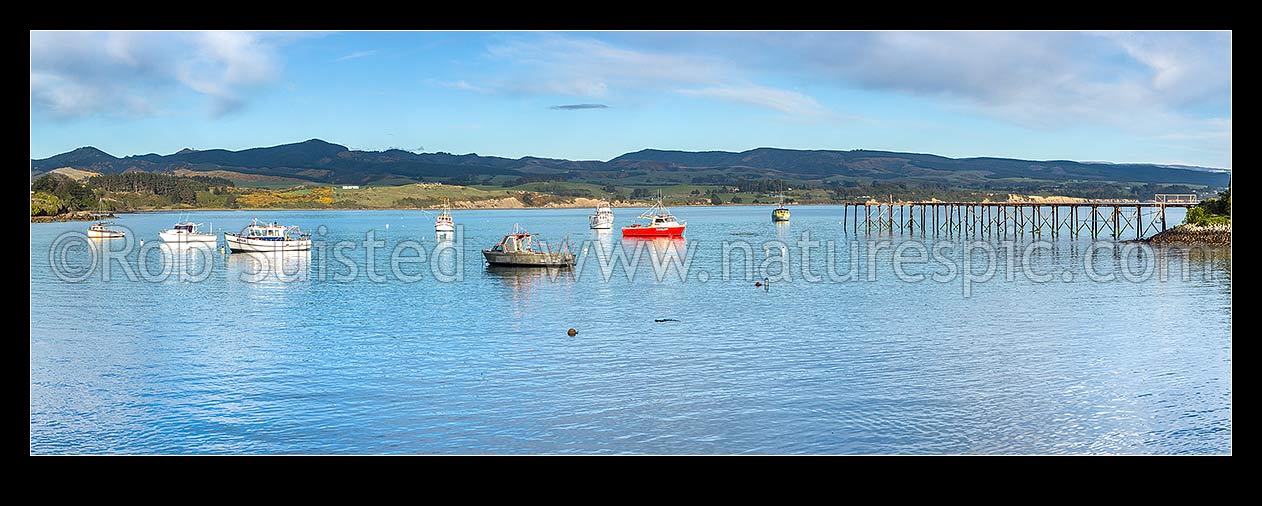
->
[85, 200, 125, 238]
[87, 220, 126, 239]
[772, 194, 790, 222]
[224, 218, 312, 252]
[622, 195, 685, 237]
[435, 200, 455, 232]
[589, 200, 615, 229]
[482, 225, 574, 267]
[159, 220, 217, 243]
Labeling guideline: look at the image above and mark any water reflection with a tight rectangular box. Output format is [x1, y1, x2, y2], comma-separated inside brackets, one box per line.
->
[87, 234, 134, 253]
[486, 265, 576, 280]
[486, 265, 576, 294]
[774, 221, 791, 243]
[585, 228, 616, 256]
[619, 236, 690, 267]
[150, 242, 218, 282]
[225, 249, 312, 283]
[30, 207, 1232, 455]
[620, 236, 686, 248]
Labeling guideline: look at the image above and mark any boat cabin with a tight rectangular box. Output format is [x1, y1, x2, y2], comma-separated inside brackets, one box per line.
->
[237, 219, 306, 241]
[650, 214, 677, 226]
[489, 232, 537, 253]
[245, 223, 287, 238]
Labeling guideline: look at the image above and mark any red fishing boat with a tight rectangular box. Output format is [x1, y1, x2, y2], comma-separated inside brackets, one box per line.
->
[622, 195, 686, 237]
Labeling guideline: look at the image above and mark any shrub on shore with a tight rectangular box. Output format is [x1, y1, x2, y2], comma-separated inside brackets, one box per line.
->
[1185, 187, 1230, 226]
[30, 191, 65, 216]
[1185, 207, 1230, 226]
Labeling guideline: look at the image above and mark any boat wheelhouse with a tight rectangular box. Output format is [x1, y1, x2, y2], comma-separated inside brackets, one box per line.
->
[160, 221, 217, 243]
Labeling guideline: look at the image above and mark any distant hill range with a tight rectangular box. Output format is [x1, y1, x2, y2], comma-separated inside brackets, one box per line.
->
[30, 139, 1231, 188]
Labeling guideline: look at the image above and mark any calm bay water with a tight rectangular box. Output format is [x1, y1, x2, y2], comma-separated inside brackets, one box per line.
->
[29, 206, 1231, 454]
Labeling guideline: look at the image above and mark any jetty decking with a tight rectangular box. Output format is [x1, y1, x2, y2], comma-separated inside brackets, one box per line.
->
[841, 198, 1198, 240]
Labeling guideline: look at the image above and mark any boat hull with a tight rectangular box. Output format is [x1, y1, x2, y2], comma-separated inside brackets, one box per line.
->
[87, 230, 125, 239]
[590, 220, 613, 230]
[482, 250, 575, 267]
[160, 231, 217, 243]
[225, 233, 311, 252]
[621, 225, 685, 237]
[435, 223, 455, 232]
[772, 208, 790, 222]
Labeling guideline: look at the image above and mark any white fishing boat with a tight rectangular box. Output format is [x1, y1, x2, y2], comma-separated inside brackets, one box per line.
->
[589, 200, 614, 229]
[87, 220, 126, 239]
[435, 201, 455, 232]
[159, 220, 217, 243]
[224, 218, 312, 252]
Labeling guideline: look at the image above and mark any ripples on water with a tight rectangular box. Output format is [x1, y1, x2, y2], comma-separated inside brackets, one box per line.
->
[29, 207, 1231, 454]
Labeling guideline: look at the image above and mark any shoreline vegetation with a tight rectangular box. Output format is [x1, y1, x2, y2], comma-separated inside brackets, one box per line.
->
[29, 174, 1234, 249]
[30, 210, 115, 223]
[31, 171, 1205, 221]
[1142, 187, 1231, 247]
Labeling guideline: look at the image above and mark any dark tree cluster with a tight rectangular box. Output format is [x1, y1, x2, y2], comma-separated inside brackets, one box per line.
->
[502, 174, 570, 187]
[86, 173, 229, 205]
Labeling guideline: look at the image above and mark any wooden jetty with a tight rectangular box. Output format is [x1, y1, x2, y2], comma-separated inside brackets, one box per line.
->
[841, 194, 1199, 240]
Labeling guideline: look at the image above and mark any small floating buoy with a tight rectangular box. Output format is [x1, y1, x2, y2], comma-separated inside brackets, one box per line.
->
[754, 281, 762, 287]
[567, 328, 577, 337]
[139, 239, 144, 246]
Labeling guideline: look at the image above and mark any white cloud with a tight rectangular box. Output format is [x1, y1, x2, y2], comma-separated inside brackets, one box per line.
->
[1097, 31, 1231, 106]
[335, 49, 379, 62]
[30, 31, 289, 118]
[485, 36, 723, 92]
[678, 85, 829, 118]
[475, 35, 832, 118]
[763, 31, 1229, 130]
[432, 79, 496, 94]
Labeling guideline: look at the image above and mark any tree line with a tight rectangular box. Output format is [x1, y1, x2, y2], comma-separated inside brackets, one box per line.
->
[30, 172, 235, 215]
[86, 173, 233, 205]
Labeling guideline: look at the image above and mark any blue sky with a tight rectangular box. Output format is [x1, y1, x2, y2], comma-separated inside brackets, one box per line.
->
[30, 31, 1232, 168]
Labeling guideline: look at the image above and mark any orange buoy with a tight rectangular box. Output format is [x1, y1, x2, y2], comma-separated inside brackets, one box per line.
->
[567, 328, 577, 337]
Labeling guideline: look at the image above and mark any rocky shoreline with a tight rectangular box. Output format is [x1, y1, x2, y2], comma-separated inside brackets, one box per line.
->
[30, 211, 115, 223]
[1141, 223, 1231, 247]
